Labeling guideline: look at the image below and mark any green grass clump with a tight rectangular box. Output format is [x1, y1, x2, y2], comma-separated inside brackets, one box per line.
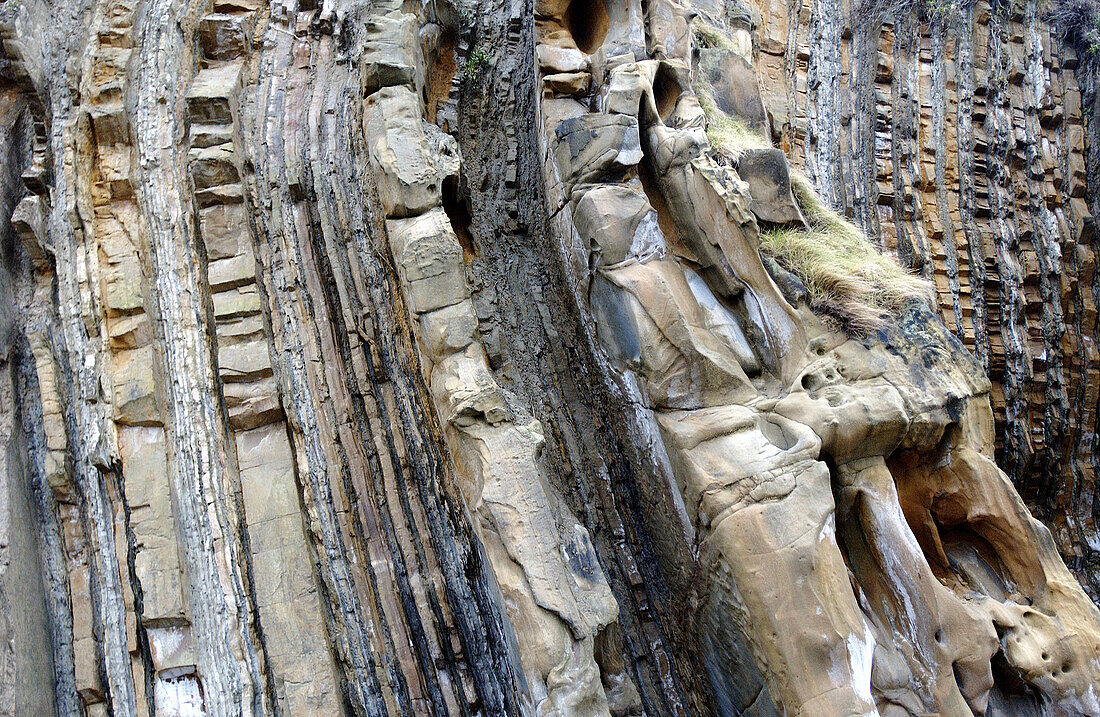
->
[462, 44, 491, 83]
[758, 172, 934, 334]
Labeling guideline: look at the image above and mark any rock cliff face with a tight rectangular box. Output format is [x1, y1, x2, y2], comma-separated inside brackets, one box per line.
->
[2, 0, 1100, 714]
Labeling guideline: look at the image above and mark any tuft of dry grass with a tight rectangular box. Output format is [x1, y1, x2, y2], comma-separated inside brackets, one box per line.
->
[687, 20, 930, 334]
[758, 172, 935, 334]
[692, 20, 735, 51]
[694, 83, 770, 161]
[691, 20, 769, 159]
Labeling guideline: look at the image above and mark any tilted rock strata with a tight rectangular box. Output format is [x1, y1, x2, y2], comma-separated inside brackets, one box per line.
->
[535, 6, 1100, 710]
[0, 0, 1098, 715]
[751, 0, 1100, 597]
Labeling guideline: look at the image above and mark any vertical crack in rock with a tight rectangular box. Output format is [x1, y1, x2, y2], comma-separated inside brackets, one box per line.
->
[984, 7, 1032, 491]
[29, 0, 146, 708]
[955, 3, 994, 377]
[891, 10, 931, 276]
[804, 0, 842, 210]
[13, 335, 80, 716]
[849, 9, 883, 246]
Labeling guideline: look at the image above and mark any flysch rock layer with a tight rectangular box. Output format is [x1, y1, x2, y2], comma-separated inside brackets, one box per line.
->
[0, 0, 1099, 715]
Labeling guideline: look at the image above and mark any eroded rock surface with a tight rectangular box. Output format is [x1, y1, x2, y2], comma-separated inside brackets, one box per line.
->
[1, 0, 1099, 715]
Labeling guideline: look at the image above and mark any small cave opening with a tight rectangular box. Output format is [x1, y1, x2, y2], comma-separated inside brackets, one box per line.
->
[442, 175, 477, 262]
[563, 0, 610, 55]
[652, 64, 683, 122]
[887, 445, 959, 577]
[986, 650, 1045, 716]
[935, 524, 1013, 599]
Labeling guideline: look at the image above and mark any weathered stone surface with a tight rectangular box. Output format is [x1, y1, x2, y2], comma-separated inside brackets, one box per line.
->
[420, 299, 478, 357]
[364, 86, 460, 218]
[544, 71, 591, 95]
[198, 14, 252, 61]
[361, 12, 424, 95]
[10, 194, 48, 264]
[198, 202, 249, 260]
[206, 252, 255, 290]
[736, 147, 806, 226]
[212, 285, 261, 319]
[6, 0, 1100, 716]
[117, 427, 186, 624]
[387, 208, 467, 313]
[111, 346, 161, 426]
[541, 33, 1100, 716]
[552, 113, 643, 190]
[188, 142, 238, 190]
[537, 43, 589, 74]
[184, 62, 240, 124]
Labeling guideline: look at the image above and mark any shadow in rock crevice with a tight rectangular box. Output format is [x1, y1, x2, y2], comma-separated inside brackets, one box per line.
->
[563, 0, 610, 54]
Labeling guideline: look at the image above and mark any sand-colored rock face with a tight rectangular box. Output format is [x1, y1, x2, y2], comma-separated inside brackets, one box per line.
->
[1, 0, 1099, 714]
[536, 3, 1100, 714]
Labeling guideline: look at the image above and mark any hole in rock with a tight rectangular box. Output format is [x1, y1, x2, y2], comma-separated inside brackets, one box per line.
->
[653, 64, 683, 122]
[563, 0, 609, 54]
[987, 649, 1044, 714]
[442, 175, 477, 261]
[935, 524, 1013, 600]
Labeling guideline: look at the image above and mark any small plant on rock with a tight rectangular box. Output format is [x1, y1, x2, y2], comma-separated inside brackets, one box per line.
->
[691, 20, 735, 51]
[694, 82, 770, 160]
[462, 44, 491, 83]
[924, 0, 955, 19]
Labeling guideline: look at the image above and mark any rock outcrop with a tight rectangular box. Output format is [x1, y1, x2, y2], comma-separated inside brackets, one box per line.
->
[1, 0, 1099, 715]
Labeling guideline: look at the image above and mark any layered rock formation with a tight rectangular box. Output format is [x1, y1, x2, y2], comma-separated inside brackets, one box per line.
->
[1, 0, 1100, 714]
[751, 0, 1100, 601]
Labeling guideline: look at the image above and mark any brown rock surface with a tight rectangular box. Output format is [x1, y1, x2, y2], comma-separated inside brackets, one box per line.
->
[1, 0, 1100, 715]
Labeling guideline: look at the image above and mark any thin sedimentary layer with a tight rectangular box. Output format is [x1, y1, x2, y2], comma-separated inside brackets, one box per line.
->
[930, 17, 966, 342]
[983, 12, 1033, 491]
[241, 3, 529, 714]
[128, 0, 271, 712]
[803, 0, 842, 210]
[45, 18, 144, 712]
[244, 11, 394, 713]
[890, 10, 930, 275]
